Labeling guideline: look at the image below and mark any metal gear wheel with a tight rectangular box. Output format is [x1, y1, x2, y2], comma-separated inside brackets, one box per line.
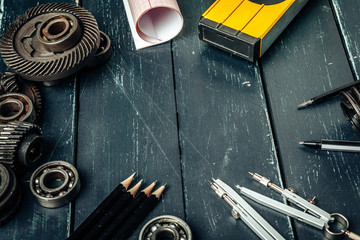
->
[19, 83, 42, 122]
[0, 72, 20, 94]
[0, 163, 22, 225]
[0, 121, 43, 172]
[0, 3, 101, 85]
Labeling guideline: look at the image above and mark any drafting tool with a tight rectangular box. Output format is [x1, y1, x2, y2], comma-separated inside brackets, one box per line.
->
[199, 0, 310, 62]
[68, 173, 136, 240]
[210, 178, 286, 240]
[244, 172, 360, 240]
[299, 139, 360, 153]
[298, 80, 360, 109]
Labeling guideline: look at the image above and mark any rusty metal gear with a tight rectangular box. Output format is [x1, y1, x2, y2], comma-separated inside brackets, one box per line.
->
[0, 121, 43, 172]
[19, 83, 42, 122]
[0, 3, 100, 85]
[0, 72, 20, 94]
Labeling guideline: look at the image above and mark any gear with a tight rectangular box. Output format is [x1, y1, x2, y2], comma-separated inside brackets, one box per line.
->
[19, 83, 42, 122]
[0, 3, 100, 85]
[0, 163, 22, 225]
[0, 121, 43, 172]
[0, 72, 20, 94]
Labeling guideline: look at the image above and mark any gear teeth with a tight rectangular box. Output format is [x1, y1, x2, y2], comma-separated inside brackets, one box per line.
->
[0, 72, 20, 93]
[0, 3, 100, 82]
[0, 121, 42, 172]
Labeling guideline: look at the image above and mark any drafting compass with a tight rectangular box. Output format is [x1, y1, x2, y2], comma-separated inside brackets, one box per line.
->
[210, 174, 360, 240]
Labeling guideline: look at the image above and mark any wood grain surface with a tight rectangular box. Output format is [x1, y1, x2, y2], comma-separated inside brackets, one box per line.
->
[0, 0, 359, 239]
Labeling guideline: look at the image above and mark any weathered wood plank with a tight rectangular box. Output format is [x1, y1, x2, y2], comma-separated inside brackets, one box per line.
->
[261, 0, 360, 239]
[0, 0, 77, 239]
[74, 0, 184, 239]
[331, 0, 360, 79]
[172, 1, 293, 239]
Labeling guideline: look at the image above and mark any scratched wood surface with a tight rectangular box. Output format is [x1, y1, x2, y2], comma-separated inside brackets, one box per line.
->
[260, 0, 360, 239]
[0, 0, 359, 240]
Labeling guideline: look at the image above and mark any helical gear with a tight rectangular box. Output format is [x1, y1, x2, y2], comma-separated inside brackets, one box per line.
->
[0, 72, 20, 94]
[0, 121, 43, 172]
[0, 3, 101, 85]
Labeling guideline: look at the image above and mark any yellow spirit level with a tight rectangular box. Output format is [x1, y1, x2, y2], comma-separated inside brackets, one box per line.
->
[199, 0, 309, 62]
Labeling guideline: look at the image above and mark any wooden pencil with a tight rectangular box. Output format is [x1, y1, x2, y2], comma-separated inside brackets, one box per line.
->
[84, 180, 143, 240]
[110, 184, 166, 240]
[67, 173, 136, 240]
[97, 181, 156, 240]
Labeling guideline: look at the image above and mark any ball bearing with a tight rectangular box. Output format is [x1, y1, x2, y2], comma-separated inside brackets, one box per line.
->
[0, 93, 35, 123]
[139, 215, 192, 240]
[30, 161, 80, 208]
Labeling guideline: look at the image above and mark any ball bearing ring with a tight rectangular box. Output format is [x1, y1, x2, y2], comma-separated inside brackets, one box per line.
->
[139, 215, 192, 240]
[30, 161, 80, 208]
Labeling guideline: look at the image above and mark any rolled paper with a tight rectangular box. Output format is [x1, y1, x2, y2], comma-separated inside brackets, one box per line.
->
[123, 0, 183, 49]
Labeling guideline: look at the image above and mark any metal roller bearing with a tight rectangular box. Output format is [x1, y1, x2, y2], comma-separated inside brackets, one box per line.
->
[0, 163, 22, 225]
[139, 215, 192, 240]
[86, 31, 112, 67]
[0, 3, 101, 85]
[0, 93, 35, 123]
[30, 161, 80, 208]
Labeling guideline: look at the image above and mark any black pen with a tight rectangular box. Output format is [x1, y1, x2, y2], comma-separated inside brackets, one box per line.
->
[299, 139, 360, 152]
[297, 80, 360, 109]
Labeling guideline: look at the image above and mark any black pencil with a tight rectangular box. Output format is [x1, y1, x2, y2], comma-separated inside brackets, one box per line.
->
[297, 80, 360, 109]
[67, 172, 136, 240]
[110, 184, 166, 240]
[97, 181, 156, 240]
[83, 180, 143, 240]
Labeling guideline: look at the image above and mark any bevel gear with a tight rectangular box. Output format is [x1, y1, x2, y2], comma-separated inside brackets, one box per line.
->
[0, 72, 20, 94]
[0, 121, 43, 172]
[0, 3, 101, 86]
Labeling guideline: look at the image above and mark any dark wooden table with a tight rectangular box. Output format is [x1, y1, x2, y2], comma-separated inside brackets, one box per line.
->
[0, 0, 359, 239]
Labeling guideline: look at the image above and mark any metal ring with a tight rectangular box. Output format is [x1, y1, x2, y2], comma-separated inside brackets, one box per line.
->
[30, 161, 80, 208]
[0, 93, 35, 123]
[324, 213, 349, 240]
[139, 215, 192, 240]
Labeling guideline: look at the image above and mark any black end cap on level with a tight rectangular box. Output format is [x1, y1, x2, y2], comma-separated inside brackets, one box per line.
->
[198, 17, 260, 62]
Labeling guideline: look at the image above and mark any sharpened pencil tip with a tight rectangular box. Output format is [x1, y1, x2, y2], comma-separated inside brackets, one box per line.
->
[297, 99, 313, 109]
[142, 181, 157, 197]
[129, 179, 142, 197]
[248, 172, 254, 176]
[152, 185, 166, 199]
[121, 172, 137, 190]
[299, 141, 304, 145]
[211, 178, 216, 182]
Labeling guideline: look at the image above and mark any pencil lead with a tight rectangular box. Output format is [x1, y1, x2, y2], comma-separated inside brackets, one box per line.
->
[248, 172, 254, 177]
[121, 172, 136, 190]
[299, 141, 305, 145]
[297, 99, 313, 109]
[128, 179, 143, 197]
[152, 184, 166, 200]
[142, 181, 157, 197]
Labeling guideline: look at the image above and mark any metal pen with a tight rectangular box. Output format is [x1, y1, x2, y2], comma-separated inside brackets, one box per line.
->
[299, 139, 360, 152]
[297, 80, 360, 109]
